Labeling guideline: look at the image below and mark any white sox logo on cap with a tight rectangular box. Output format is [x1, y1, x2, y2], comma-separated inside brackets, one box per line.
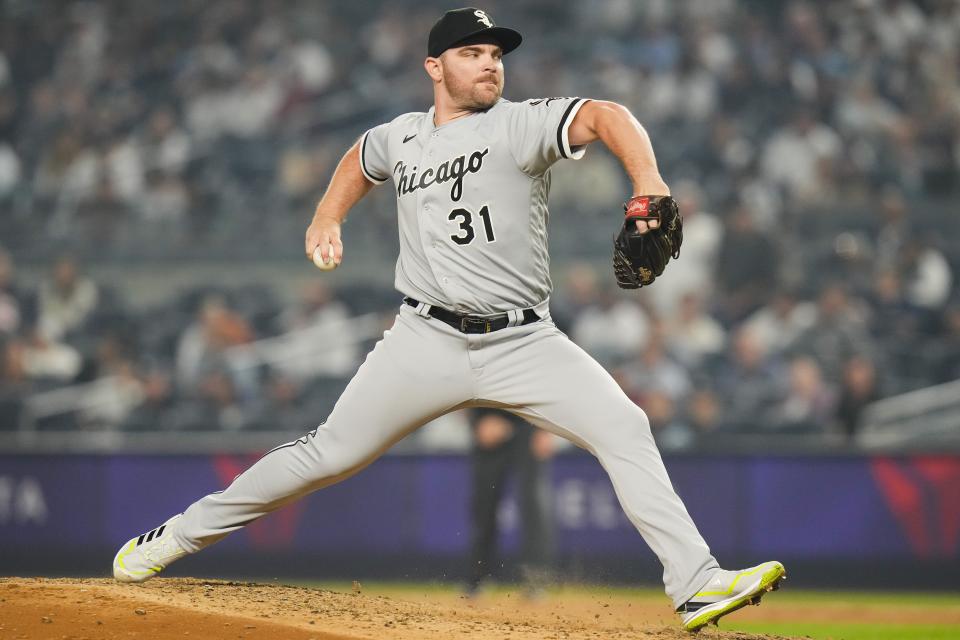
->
[427, 8, 522, 58]
[474, 9, 493, 28]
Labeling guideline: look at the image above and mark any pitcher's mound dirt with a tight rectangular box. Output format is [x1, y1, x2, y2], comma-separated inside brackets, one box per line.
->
[0, 577, 792, 640]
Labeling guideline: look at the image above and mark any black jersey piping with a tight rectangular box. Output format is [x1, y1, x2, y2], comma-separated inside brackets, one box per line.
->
[556, 98, 584, 159]
[361, 131, 389, 183]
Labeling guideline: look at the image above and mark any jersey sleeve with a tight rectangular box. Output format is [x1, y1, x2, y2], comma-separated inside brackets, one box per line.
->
[505, 97, 591, 175]
[359, 123, 391, 185]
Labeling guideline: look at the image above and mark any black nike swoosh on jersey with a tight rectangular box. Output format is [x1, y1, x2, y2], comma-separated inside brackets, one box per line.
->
[403, 133, 417, 143]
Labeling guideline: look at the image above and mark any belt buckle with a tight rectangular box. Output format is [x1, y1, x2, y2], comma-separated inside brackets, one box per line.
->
[460, 316, 491, 334]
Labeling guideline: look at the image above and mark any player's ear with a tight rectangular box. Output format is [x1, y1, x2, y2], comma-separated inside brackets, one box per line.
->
[424, 56, 443, 83]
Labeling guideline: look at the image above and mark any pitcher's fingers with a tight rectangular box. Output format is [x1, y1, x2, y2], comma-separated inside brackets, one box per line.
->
[305, 232, 320, 258]
[332, 238, 344, 264]
[320, 238, 334, 262]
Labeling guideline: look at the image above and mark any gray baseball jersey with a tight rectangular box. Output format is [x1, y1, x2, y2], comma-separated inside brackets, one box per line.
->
[360, 97, 588, 315]
[163, 96, 720, 608]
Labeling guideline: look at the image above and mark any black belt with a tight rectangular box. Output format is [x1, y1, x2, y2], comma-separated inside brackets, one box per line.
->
[403, 297, 541, 334]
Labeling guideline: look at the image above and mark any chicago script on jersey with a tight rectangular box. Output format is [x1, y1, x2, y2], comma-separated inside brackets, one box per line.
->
[394, 148, 489, 202]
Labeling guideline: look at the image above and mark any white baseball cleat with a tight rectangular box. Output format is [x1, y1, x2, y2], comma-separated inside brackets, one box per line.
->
[113, 514, 188, 583]
[678, 560, 786, 632]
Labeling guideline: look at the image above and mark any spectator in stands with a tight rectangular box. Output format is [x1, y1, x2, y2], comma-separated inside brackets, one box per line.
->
[835, 355, 880, 441]
[645, 390, 693, 451]
[791, 283, 874, 383]
[0, 336, 28, 390]
[742, 288, 816, 357]
[75, 173, 128, 243]
[168, 369, 254, 432]
[761, 108, 842, 203]
[618, 325, 692, 405]
[37, 256, 99, 342]
[0, 334, 33, 430]
[868, 270, 924, 344]
[835, 79, 902, 138]
[280, 281, 357, 378]
[685, 388, 725, 446]
[140, 106, 192, 175]
[769, 356, 835, 434]
[175, 295, 254, 392]
[0, 140, 20, 201]
[646, 181, 723, 314]
[875, 186, 909, 271]
[254, 370, 312, 432]
[714, 327, 782, 432]
[78, 359, 146, 430]
[9, 327, 82, 384]
[121, 368, 176, 432]
[664, 292, 726, 369]
[567, 265, 651, 368]
[0, 248, 28, 337]
[197, 369, 255, 431]
[899, 236, 953, 311]
[714, 204, 779, 323]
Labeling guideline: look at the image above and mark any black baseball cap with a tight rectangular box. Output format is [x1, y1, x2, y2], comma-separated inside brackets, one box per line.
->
[427, 7, 522, 58]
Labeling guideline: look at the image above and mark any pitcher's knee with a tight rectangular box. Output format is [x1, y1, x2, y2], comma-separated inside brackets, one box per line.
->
[592, 406, 655, 453]
[298, 431, 371, 485]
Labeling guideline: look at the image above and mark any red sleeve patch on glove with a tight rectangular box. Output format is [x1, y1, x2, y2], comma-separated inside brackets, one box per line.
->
[625, 196, 650, 218]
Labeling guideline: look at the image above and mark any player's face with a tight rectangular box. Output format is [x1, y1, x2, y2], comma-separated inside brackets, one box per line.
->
[440, 42, 504, 110]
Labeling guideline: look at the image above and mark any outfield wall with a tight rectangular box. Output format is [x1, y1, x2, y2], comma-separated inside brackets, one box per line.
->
[1, 452, 957, 588]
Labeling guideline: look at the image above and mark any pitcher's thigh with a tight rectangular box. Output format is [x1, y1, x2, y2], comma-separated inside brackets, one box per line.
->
[485, 329, 652, 455]
[300, 311, 475, 476]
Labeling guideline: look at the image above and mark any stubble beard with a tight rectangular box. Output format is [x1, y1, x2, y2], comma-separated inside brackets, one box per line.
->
[444, 68, 502, 111]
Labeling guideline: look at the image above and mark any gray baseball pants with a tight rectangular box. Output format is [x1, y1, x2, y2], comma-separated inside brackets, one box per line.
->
[173, 303, 718, 607]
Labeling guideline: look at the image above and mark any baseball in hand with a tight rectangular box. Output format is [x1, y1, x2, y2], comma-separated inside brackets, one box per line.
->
[312, 244, 338, 271]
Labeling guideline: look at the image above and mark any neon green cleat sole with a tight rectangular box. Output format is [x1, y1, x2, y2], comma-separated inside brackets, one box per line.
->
[681, 561, 786, 633]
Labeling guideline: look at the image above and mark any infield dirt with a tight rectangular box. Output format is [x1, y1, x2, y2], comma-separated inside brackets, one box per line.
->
[11, 576, 952, 640]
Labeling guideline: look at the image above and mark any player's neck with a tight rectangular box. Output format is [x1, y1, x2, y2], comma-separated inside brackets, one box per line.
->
[433, 102, 476, 127]
[432, 91, 492, 127]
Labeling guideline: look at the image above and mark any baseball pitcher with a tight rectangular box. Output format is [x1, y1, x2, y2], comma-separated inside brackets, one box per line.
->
[112, 8, 784, 632]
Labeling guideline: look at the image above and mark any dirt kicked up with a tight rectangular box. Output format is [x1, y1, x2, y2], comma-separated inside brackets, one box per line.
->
[1, 577, 796, 640]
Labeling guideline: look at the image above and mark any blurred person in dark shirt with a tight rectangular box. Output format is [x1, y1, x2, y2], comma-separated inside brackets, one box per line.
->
[835, 355, 880, 441]
[686, 389, 725, 446]
[868, 270, 924, 344]
[467, 409, 554, 599]
[715, 204, 778, 324]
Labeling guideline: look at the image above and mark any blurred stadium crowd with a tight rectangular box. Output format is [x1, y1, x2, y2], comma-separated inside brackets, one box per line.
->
[1, 0, 959, 447]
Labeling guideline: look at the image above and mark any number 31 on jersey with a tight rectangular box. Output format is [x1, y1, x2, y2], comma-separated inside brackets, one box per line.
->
[448, 205, 496, 245]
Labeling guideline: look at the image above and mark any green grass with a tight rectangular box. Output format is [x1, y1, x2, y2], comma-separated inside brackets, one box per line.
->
[763, 589, 960, 607]
[292, 581, 960, 640]
[727, 622, 959, 640]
